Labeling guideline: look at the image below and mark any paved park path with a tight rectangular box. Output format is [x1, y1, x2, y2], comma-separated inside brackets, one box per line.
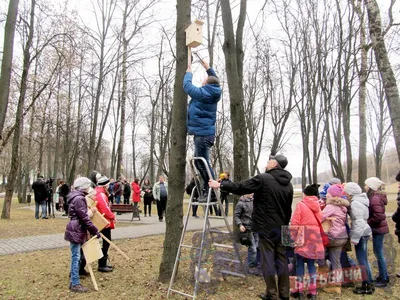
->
[0, 205, 232, 256]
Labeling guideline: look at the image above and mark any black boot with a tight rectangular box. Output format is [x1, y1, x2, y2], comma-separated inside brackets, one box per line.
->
[353, 282, 374, 295]
[98, 257, 113, 272]
[105, 255, 114, 269]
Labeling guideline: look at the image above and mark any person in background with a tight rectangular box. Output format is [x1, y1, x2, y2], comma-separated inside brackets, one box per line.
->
[186, 177, 200, 218]
[365, 177, 389, 287]
[290, 183, 324, 300]
[113, 178, 122, 204]
[95, 175, 116, 272]
[131, 178, 141, 208]
[64, 177, 101, 293]
[108, 178, 115, 204]
[219, 172, 231, 216]
[123, 180, 131, 204]
[32, 175, 48, 219]
[142, 178, 153, 217]
[234, 193, 259, 270]
[319, 177, 341, 210]
[153, 175, 168, 222]
[344, 182, 374, 295]
[392, 170, 400, 277]
[59, 180, 70, 216]
[209, 154, 293, 300]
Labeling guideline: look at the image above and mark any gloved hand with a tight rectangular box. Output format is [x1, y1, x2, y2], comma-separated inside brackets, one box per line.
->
[96, 232, 101, 239]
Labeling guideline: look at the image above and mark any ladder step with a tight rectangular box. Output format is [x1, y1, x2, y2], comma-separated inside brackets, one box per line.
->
[169, 288, 194, 298]
[220, 270, 246, 278]
[208, 216, 225, 220]
[213, 243, 234, 249]
[215, 257, 240, 264]
[191, 202, 212, 206]
[209, 229, 230, 234]
[181, 244, 200, 250]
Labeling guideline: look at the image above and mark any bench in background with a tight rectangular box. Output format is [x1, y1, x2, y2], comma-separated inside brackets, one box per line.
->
[110, 204, 141, 221]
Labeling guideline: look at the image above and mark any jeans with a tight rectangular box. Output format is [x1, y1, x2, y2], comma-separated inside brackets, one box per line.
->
[248, 232, 260, 266]
[295, 254, 317, 294]
[372, 234, 389, 281]
[355, 236, 373, 284]
[115, 195, 121, 204]
[70, 242, 81, 286]
[193, 135, 215, 193]
[35, 201, 47, 219]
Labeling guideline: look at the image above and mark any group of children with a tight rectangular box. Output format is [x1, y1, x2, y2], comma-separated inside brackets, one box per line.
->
[290, 177, 389, 299]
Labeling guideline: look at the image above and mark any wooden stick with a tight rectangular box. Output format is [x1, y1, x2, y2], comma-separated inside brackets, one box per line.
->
[100, 232, 130, 260]
[87, 264, 99, 291]
[188, 47, 192, 66]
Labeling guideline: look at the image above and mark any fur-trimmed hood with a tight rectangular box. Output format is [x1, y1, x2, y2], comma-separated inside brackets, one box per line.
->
[326, 196, 350, 207]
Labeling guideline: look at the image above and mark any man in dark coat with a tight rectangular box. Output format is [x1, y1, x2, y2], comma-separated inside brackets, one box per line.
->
[209, 154, 293, 300]
[32, 175, 48, 219]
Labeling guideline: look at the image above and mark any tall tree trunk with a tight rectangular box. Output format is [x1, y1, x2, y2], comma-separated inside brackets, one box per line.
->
[0, 0, 20, 138]
[364, 0, 400, 163]
[354, 0, 368, 186]
[220, 0, 249, 208]
[116, 3, 128, 178]
[158, 0, 190, 283]
[2, 0, 35, 219]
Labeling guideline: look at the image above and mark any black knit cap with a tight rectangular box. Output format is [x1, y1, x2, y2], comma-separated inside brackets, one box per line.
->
[303, 183, 320, 197]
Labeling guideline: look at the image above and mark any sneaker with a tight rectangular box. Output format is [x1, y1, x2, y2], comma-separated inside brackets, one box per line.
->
[42, 217, 48, 219]
[149, 214, 151, 217]
[70, 284, 89, 293]
[193, 215, 199, 219]
[98, 266, 113, 272]
[159, 218, 163, 222]
[79, 269, 89, 276]
[374, 279, 389, 288]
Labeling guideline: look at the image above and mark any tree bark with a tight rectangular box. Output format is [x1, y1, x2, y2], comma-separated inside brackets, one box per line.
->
[220, 0, 249, 207]
[353, 0, 368, 186]
[364, 0, 400, 163]
[158, 0, 190, 283]
[2, 0, 35, 219]
[0, 0, 20, 139]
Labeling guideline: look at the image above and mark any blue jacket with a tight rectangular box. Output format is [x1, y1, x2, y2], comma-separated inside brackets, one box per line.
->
[184, 68, 221, 136]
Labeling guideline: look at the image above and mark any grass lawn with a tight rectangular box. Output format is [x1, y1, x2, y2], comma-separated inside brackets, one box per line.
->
[1, 192, 400, 299]
[1, 224, 400, 299]
[0, 199, 141, 239]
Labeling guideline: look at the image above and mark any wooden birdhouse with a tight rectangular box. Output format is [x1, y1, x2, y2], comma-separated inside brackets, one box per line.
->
[185, 19, 204, 48]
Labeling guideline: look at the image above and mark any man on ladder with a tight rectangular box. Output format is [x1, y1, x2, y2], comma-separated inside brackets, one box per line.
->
[184, 57, 221, 201]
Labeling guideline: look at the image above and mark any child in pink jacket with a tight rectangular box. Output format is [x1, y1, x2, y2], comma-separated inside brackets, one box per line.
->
[290, 184, 324, 300]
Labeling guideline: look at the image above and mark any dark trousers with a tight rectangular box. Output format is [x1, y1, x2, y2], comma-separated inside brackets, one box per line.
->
[218, 195, 229, 216]
[258, 234, 290, 299]
[157, 196, 167, 220]
[63, 202, 69, 214]
[144, 197, 152, 215]
[101, 227, 111, 262]
[123, 194, 130, 204]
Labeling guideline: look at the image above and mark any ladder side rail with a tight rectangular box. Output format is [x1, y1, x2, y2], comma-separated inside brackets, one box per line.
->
[193, 191, 212, 298]
[167, 187, 197, 298]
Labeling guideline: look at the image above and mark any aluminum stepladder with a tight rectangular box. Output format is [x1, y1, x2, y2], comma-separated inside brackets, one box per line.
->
[167, 157, 246, 299]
